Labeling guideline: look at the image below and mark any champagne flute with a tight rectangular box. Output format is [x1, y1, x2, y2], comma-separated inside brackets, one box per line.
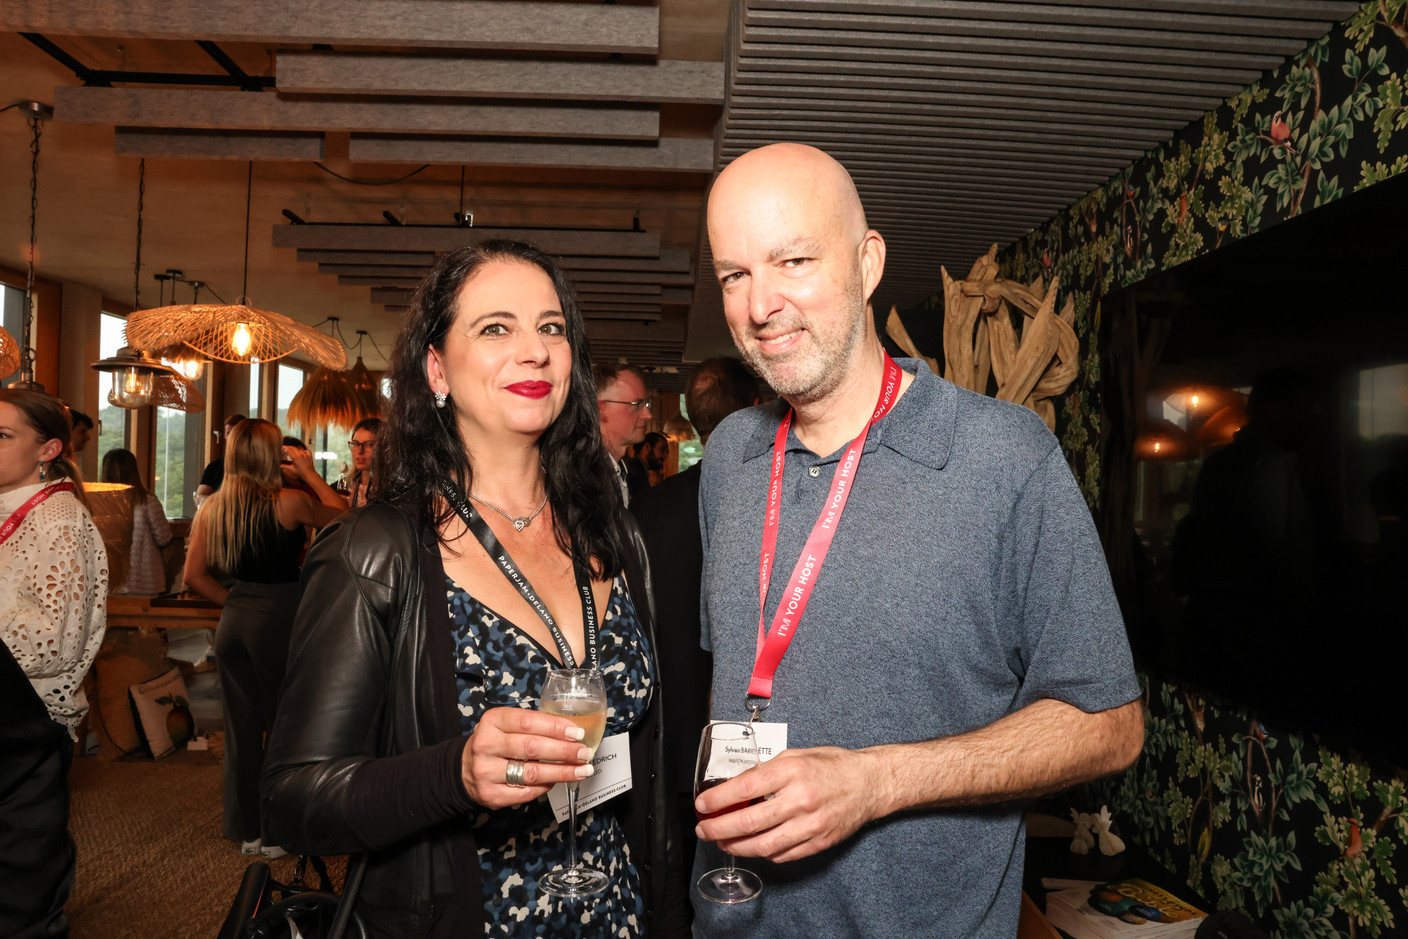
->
[539, 667, 610, 898]
[694, 721, 763, 904]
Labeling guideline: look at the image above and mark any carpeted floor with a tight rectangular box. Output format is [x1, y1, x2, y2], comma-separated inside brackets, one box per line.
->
[66, 739, 348, 939]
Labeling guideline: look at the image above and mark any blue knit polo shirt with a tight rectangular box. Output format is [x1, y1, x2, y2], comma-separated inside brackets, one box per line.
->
[693, 360, 1139, 938]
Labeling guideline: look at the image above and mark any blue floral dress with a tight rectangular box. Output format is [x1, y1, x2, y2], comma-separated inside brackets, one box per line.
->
[448, 574, 655, 937]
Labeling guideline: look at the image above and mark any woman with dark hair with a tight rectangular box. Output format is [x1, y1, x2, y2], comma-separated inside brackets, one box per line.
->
[336, 416, 381, 508]
[184, 418, 345, 858]
[0, 389, 107, 938]
[101, 448, 173, 595]
[263, 240, 669, 938]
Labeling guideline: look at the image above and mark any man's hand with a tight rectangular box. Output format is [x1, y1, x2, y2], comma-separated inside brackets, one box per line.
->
[694, 746, 891, 864]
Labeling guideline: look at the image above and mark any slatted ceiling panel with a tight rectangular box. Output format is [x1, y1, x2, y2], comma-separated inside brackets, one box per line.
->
[683, 0, 1361, 348]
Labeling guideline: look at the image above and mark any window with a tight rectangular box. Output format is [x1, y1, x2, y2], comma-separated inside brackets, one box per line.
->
[248, 360, 261, 419]
[151, 373, 208, 519]
[1, 285, 23, 387]
[95, 313, 131, 467]
[275, 363, 305, 439]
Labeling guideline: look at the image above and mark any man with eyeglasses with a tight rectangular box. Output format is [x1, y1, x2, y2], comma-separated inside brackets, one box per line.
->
[337, 417, 381, 509]
[593, 363, 651, 504]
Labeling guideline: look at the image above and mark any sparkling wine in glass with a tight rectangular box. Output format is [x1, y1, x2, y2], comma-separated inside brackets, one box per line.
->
[538, 667, 610, 898]
[694, 721, 763, 904]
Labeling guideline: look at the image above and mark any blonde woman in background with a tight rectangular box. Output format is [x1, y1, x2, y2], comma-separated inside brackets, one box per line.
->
[0, 389, 108, 939]
[184, 418, 344, 858]
[101, 447, 173, 595]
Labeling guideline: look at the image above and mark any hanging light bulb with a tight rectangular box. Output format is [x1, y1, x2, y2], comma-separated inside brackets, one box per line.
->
[170, 357, 205, 381]
[231, 323, 253, 358]
[109, 365, 154, 407]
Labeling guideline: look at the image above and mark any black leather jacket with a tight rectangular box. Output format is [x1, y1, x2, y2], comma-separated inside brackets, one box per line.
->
[261, 502, 670, 937]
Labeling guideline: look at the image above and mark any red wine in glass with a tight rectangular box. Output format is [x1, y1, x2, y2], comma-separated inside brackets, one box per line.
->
[693, 722, 763, 904]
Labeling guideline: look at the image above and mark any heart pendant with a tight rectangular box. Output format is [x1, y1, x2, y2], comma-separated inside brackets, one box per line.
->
[514, 518, 527, 532]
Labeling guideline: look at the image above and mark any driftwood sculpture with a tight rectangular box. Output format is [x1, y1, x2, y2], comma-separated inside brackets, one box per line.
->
[885, 244, 1079, 431]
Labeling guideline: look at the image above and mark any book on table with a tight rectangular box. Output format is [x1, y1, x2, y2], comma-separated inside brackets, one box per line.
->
[1041, 877, 1206, 939]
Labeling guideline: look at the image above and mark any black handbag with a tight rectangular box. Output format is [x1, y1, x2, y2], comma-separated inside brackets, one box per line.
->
[217, 854, 366, 939]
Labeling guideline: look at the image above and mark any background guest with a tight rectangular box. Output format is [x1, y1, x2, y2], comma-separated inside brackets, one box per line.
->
[638, 431, 670, 486]
[0, 390, 108, 939]
[593, 363, 650, 504]
[182, 418, 343, 859]
[68, 407, 93, 455]
[194, 413, 246, 500]
[630, 356, 757, 925]
[100, 448, 173, 596]
[336, 416, 381, 508]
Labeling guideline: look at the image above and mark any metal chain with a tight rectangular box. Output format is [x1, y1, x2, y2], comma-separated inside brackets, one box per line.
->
[20, 111, 43, 384]
[134, 157, 145, 310]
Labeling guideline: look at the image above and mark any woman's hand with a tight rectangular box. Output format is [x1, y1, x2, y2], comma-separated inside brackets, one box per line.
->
[461, 706, 597, 809]
[284, 445, 317, 481]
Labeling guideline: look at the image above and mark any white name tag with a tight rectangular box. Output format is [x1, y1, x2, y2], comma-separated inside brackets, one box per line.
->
[547, 732, 632, 823]
[699, 721, 787, 780]
[751, 722, 787, 762]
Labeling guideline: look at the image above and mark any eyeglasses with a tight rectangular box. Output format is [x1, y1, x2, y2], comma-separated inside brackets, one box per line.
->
[348, 440, 377, 451]
[600, 399, 651, 412]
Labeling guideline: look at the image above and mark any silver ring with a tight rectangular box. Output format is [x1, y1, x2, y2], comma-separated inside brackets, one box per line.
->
[505, 759, 527, 788]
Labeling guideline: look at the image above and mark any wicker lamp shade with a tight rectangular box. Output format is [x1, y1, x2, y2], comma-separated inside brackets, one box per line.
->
[345, 357, 386, 417]
[125, 303, 346, 369]
[0, 326, 19, 378]
[151, 371, 206, 412]
[288, 366, 370, 432]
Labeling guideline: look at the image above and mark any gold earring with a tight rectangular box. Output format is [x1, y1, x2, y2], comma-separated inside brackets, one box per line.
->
[38, 461, 47, 482]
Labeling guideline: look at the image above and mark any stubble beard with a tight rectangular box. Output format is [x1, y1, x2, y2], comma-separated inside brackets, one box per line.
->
[739, 276, 869, 406]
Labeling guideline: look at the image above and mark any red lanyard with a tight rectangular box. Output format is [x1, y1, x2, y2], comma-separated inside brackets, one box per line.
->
[748, 355, 903, 710]
[0, 482, 75, 548]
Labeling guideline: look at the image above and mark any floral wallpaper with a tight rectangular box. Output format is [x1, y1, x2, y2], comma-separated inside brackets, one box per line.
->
[994, 0, 1408, 510]
[1070, 679, 1408, 939]
[956, 4, 1408, 938]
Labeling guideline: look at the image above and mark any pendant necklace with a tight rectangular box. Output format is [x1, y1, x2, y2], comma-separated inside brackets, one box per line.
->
[468, 490, 549, 532]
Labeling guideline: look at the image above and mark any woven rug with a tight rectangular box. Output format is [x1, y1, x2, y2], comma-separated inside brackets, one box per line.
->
[66, 738, 348, 939]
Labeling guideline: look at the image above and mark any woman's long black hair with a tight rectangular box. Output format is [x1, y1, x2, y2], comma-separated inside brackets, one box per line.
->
[375, 239, 631, 579]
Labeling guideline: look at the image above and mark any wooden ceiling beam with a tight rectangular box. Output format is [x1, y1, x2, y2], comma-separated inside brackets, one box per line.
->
[295, 248, 690, 272]
[56, 87, 659, 140]
[317, 263, 695, 286]
[743, 4, 1339, 47]
[273, 224, 660, 257]
[298, 250, 436, 266]
[0, 0, 659, 54]
[279, 53, 722, 105]
[348, 135, 713, 172]
[575, 283, 662, 297]
[318, 264, 430, 278]
[114, 127, 325, 160]
[582, 312, 662, 322]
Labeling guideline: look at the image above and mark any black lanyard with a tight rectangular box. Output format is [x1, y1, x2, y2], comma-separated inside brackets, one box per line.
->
[439, 478, 599, 669]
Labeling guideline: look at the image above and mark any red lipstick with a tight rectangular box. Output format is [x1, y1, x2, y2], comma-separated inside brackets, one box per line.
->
[506, 381, 552, 399]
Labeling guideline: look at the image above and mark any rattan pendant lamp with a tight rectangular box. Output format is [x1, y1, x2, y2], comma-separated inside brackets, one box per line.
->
[288, 324, 386, 431]
[288, 319, 362, 432]
[124, 162, 345, 370]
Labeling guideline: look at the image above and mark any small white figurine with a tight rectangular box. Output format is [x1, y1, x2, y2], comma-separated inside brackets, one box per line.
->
[1092, 805, 1126, 856]
[1069, 809, 1097, 855]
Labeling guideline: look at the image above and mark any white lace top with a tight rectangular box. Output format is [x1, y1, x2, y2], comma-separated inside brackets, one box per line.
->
[0, 482, 110, 737]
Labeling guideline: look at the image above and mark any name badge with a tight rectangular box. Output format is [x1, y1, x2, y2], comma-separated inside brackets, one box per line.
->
[751, 722, 787, 762]
[548, 732, 632, 823]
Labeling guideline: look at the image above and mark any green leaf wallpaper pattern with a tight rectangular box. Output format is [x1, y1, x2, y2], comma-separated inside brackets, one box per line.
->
[973, 5, 1408, 938]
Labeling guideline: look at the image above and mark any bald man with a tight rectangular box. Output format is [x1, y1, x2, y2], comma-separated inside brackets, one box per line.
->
[692, 143, 1143, 937]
